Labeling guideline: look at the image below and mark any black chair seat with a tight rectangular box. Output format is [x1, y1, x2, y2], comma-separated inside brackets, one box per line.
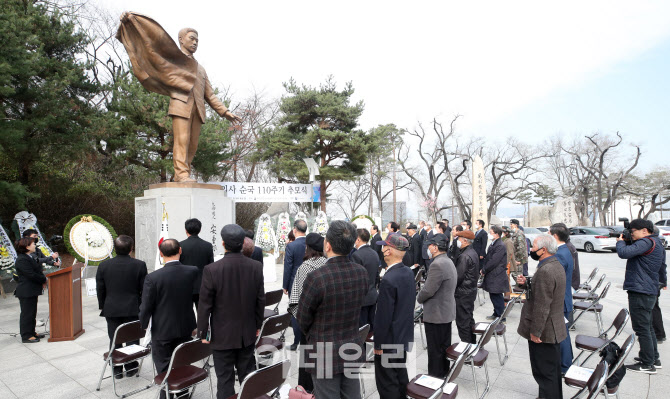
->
[103, 348, 151, 365]
[573, 292, 597, 301]
[574, 301, 603, 312]
[256, 337, 283, 356]
[154, 365, 208, 390]
[575, 335, 607, 351]
[472, 323, 505, 335]
[466, 349, 489, 367]
[565, 369, 619, 395]
[406, 374, 458, 399]
[512, 286, 524, 293]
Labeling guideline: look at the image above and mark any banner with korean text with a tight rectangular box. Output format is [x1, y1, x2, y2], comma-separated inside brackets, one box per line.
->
[210, 182, 320, 203]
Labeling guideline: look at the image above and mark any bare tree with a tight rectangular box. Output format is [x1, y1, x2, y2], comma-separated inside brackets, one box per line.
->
[562, 132, 640, 226]
[331, 177, 371, 220]
[622, 169, 670, 219]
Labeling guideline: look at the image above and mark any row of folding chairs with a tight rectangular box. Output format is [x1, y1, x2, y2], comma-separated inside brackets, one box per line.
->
[97, 310, 292, 398]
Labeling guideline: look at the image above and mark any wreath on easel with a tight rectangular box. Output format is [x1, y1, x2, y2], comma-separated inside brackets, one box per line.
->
[64, 215, 117, 266]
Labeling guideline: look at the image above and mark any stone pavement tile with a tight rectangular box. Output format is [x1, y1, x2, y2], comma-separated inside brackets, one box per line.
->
[0, 350, 44, 373]
[49, 349, 115, 387]
[92, 377, 157, 399]
[0, 380, 18, 399]
[20, 380, 89, 399]
[33, 340, 88, 361]
[487, 386, 539, 399]
[494, 369, 543, 396]
[74, 327, 109, 350]
[0, 362, 70, 397]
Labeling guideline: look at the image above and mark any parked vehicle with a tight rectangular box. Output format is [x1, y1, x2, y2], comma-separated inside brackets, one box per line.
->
[655, 219, 670, 227]
[536, 227, 549, 233]
[657, 226, 670, 249]
[568, 227, 617, 253]
[523, 227, 548, 244]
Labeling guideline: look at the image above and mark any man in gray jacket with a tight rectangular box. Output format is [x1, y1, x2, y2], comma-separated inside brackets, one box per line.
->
[516, 235, 566, 399]
[417, 233, 457, 378]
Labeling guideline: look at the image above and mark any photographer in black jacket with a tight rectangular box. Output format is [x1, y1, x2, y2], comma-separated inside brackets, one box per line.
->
[616, 219, 665, 373]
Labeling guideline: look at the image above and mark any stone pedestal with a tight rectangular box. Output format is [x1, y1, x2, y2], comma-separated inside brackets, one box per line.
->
[135, 183, 235, 271]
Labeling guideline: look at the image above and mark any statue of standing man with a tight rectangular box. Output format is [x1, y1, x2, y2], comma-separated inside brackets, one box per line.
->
[116, 12, 242, 183]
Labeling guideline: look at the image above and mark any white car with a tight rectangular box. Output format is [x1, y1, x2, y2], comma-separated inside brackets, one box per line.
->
[569, 227, 617, 253]
[657, 226, 670, 249]
[523, 227, 549, 244]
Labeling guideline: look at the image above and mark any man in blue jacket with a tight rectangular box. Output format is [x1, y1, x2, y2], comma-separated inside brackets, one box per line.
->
[616, 219, 665, 374]
[550, 224, 574, 374]
[374, 234, 415, 399]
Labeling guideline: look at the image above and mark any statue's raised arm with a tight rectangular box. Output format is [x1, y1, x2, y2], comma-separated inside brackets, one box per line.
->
[116, 12, 241, 183]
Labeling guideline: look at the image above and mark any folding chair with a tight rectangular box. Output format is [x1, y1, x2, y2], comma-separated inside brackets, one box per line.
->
[568, 360, 609, 399]
[571, 282, 611, 335]
[472, 297, 516, 365]
[153, 339, 214, 399]
[415, 267, 425, 293]
[236, 358, 291, 399]
[255, 313, 291, 367]
[476, 276, 486, 305]
[578, 268, 599, 291]
[96, 320, 153, 398]
[414, 306, 427, 350]
[573, 309, 629, 366]
[573, 273, 606, 301]
[406, 344, 470, 399]
[263, 289, 283, 321]
[357, 324, 370, 398]
[446, 318, 500, 399]
[565, 334, 635, 399]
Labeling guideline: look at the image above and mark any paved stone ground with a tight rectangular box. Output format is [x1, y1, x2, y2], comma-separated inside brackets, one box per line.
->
[0, 251, 668, 398]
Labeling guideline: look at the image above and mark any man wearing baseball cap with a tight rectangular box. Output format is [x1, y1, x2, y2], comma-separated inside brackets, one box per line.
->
[373, 234, 415, 398]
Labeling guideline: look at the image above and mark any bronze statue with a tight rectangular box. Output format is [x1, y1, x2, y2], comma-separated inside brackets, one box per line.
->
[116, 12, 242, 183]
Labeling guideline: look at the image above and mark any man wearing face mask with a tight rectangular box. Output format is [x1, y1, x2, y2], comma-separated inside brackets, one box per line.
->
[461, 220, 472, 231]
[481, 225, 509, 321]
[373, 234, 415, 398]
[417, 233, 456, 377]
[516, 235, 566, 399]
[453, 230, 479, 343]
[448, 225, 464, 263]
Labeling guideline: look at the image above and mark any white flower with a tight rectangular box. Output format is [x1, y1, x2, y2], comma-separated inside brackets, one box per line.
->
[86, 230, 105, 248]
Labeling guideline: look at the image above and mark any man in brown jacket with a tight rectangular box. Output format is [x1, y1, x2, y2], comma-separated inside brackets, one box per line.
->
[516, 235, 567, 399]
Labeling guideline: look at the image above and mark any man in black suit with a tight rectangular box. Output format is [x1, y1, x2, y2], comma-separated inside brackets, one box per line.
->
[473, 219, 488, 271]
[351, 228, 380, 332]
[481, 225, 509, 321]
[406, 223, 425, 275]
[198, 224, 265, 399]
[419, 221, 427, 240]
[441, 219, 452, 238]
[245, 230, 264, 263]
[374, 234, 415, 399]
[369, 224, 383, 261]
[283, 219, 307, 350]
[139, 239, 198, 399]
[179, 218, 214, 311]
[96, 235, 148, 378]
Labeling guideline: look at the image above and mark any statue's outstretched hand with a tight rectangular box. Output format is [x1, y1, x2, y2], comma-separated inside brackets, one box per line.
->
[224, 110, 243, 124]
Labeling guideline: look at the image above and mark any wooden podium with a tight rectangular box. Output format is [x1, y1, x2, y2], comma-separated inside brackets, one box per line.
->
[46, 264, 85, 342]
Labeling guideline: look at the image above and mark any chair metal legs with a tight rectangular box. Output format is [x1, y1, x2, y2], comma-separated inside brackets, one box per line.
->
[477, 288, 486, 305]
[469, 360, 490, 399]
[419, 320, 427, 350]
[493, 332, 509, 365]
[96, 360, 108, 391]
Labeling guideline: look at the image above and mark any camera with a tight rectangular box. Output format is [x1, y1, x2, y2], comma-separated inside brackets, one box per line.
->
[618, 217, 632, 244]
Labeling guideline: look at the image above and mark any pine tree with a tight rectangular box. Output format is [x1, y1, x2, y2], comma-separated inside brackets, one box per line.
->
[255, 77, 371, 212]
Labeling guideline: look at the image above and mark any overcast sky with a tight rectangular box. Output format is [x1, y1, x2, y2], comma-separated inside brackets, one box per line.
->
[94, 0, 670, 218]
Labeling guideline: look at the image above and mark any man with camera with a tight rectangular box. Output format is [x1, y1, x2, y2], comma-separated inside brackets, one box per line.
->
[616, 218, 665, 374]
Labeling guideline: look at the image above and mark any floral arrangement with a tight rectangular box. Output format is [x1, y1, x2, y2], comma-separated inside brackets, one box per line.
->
[255, 214, 277, 252]
[294, 212, 310, 234]
[276, 212, 291, 252]
[64, 215, 117, 266]
[351, 215, 375, 233]
[314, 211, 329, 237]
[0, 221, 16, 277]
[0, 246, 14, 271]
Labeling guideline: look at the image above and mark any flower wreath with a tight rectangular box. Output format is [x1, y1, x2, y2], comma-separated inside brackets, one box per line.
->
[64, 215, 117, 266]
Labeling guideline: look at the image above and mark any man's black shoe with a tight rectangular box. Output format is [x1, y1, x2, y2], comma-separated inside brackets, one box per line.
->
[289, 344, 298, 351]
[625, 362, 656, 374]
[634, 357, 662, 369]
[485, 315, 497, 321]
[126, 369, 139, 377]
[658, 337, 666, 343]
[113, 367, 124, 379]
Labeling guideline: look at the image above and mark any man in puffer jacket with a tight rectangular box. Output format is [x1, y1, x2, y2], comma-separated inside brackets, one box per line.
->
[616, 219, 665, 374]
[453, 230, 479, 343]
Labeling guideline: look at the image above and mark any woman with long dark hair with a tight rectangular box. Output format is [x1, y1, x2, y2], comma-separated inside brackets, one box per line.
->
[14, 237, 47, 343]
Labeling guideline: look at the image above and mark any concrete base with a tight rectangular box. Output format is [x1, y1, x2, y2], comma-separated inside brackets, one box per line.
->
[135, 185, 235, 271]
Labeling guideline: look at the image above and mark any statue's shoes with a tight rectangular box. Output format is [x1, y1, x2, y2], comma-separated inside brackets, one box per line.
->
[175, 177, 196, 183]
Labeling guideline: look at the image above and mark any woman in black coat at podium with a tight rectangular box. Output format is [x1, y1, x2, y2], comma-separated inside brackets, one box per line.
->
[14, 237, 47, 343]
